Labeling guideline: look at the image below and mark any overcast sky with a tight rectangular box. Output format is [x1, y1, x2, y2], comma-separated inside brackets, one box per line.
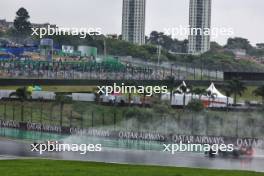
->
[1, 0, 263, 45]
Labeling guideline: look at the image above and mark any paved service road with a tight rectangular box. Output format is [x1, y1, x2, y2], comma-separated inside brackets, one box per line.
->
[0, 138, 263, 173]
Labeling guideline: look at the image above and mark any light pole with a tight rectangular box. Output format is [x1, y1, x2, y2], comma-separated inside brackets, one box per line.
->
[103, 38, 107, 58]
[156, 37, 162, 80]
[157, 45, 161, 66]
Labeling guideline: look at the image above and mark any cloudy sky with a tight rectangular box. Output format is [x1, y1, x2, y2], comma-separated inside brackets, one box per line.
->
[1, 0, 263, 45]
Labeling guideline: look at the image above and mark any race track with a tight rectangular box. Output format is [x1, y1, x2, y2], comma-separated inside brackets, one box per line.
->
[0, 138, 263, 172]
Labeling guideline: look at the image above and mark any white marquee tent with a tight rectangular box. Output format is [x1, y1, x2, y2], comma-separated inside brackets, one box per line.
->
[162, 82, 234, 107]
[204, 83, 234, 107]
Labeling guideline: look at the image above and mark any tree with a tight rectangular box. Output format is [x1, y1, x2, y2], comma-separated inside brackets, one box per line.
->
[253, 85, 264, 104]
[14, 7, 31, 36]
[9, 87, 32, 122]
[225, 37, 252, 51]
[187, 99, 204, 112]
[54, 93, 72, 127]
[148, 31, 188, 53]
[222, 86, 232, 108]
[0, 31, 4, 38]
[206, 90, 217, 108]
[226, 79, 247, 105]
[210, 41, 223, 51]
[167, 76, 175, 104]
[192, 88, 207, 100]
[175, 83, 190, 108]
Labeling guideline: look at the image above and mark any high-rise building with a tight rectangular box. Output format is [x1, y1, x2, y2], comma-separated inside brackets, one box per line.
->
[188, 0, 212, 55]
[122, 0, 146, 45]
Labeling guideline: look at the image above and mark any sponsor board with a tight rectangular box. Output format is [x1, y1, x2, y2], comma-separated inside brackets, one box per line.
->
[0, 120, 263, 148]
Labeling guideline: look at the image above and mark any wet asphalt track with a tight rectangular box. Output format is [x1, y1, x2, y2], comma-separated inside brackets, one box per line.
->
[0, 138, 263, 172]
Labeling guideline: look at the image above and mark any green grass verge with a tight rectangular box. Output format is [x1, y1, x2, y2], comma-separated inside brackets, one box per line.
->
[0, 159, 262, 176]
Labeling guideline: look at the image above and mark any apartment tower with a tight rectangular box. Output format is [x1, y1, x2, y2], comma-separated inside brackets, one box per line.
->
[188, 0, 212, 54]
[122, 0, 146, 45]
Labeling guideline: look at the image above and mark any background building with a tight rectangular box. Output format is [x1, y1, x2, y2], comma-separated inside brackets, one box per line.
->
[40, 38, 53, 61]
[0, 19, 56, 32]
[188, 0, 212, 55]
[122, 0, 146, 45]
[77, 45, 97, 58]
[0, 19, 14, 32]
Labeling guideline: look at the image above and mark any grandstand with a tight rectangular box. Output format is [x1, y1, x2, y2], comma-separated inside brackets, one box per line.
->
[0, 56, 154, 79]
